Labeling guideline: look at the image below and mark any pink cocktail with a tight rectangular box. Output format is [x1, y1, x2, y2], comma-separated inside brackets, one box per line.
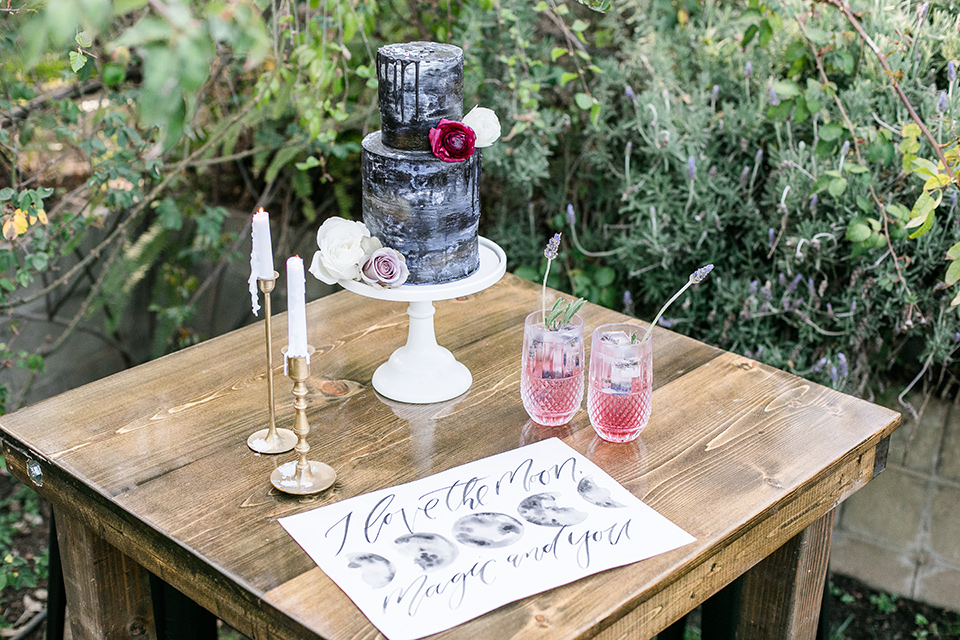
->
[520, 311, 584, 426]
[587, 323, 652, 443]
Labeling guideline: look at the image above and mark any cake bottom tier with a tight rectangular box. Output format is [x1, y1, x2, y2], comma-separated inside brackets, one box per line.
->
[361, 131, 480, 285]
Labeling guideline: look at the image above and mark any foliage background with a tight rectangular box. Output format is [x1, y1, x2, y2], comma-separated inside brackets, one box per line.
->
[2, 0, 960, 631]
[2, 0, 960, 411]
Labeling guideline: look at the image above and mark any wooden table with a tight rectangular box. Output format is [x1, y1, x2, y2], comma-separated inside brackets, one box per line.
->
[0, 273, 900, 640]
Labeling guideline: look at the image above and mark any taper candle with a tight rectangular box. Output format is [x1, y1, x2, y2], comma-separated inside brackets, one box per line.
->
[286, 255, 309, 359]
[252, 208, 274, 277]
[248, 208, 275, 315]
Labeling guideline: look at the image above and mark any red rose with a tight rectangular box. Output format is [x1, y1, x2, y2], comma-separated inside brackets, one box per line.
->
[428, 119, 476, 163]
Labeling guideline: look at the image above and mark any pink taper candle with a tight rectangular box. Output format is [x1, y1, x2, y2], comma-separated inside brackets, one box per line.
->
[286, 255, 309, 360]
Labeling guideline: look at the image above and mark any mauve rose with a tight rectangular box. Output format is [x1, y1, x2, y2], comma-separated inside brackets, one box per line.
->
[428, 119, 476, 163]
[360, 247, 409, 288]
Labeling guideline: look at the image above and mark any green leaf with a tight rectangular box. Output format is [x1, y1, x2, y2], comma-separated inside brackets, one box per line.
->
[901, 123, 921, 137]
[908, 210, 935, 238]
[75, 31, 92, 47]
[945, 259, 960, 287]
[589, 103, 601, 126]
[923, 174, 951, 190]
[898, 138, 921, 154]
[551, 47, 568, 61]
[560, 72, 578, 87]
[909, 189, 942, 219]
[571, 19, 589, 32]
[741, 24, 759, 48]
[295, 156, 321, 171]
[562, 297, 586, 323]
[946, 241, 960, 260]
[0, 188, 13, 202]
[28, 252, 49, 272]
[846, 222, 871, 243]
[0, 279, 15, 292]
[756, 19, 772, 46]
[69, 50, 87, 73]
[828, 177, 847, 196]
[909, 157, 940, 176]
[856, 195, 872, 212]
[885, 204, 910, 221]
[574, 93, 594, 110]
[772, 80, 801, 98]
[845, 164, 869, 174]
[26, 354, 44, 372]
[820, 123, 844, 141]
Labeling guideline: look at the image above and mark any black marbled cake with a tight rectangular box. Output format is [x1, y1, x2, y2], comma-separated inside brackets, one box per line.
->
[362, 42, 480, 286]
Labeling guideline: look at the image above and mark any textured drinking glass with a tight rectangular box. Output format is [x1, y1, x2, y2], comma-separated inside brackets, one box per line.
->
[520, 311, 584, 426]
[587, 323, 653, 443]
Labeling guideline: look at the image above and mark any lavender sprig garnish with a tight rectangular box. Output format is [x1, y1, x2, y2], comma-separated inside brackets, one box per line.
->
[539, 232, 586, 330]
[542, 233, 561, 323]
[638, 264, 714, 343]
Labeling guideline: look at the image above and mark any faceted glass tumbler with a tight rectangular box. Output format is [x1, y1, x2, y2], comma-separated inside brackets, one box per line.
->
[520, 311, 584, 426]
[587, 322, 653, 443]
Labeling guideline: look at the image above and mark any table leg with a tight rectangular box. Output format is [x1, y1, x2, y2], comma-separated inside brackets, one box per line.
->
[55, 512, 158, 640]
[733, 509, 835, 639]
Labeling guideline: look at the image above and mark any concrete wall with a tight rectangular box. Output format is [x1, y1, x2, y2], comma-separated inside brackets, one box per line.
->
[832, 393, 960, 611]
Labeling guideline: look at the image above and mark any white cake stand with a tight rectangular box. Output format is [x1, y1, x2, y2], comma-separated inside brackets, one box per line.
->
[339, 237, 507, 404]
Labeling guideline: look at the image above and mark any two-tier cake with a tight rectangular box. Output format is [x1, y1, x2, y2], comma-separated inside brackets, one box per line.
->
[361, 42, 481, 286]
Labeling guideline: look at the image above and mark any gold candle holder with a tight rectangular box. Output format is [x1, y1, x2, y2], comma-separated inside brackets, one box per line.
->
[271, 346, 337, 495]
[247, 272, 297, 454]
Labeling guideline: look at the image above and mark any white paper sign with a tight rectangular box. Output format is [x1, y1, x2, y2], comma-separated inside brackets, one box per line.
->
[279, 438, 695, 640]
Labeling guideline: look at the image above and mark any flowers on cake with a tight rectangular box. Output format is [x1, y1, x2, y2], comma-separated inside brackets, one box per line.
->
[360, 247, 409, 287]
[308, 217, 409, 289]
[462, 106, 501, 148]
[429, 119, 476, 163]
[429, 106, 501, 163]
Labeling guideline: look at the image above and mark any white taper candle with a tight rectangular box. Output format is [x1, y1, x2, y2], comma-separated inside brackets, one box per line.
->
[248, 208, 275, 315]
[286, 255, 309, 359]
[251, 208, 274, 278]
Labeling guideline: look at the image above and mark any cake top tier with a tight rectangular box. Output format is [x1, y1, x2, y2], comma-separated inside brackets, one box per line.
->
[377, 42, 463, 152]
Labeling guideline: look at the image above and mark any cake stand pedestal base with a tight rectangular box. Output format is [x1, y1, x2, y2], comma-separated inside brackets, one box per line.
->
[372, 300, 472, 404]
[340, 237, 506, 405]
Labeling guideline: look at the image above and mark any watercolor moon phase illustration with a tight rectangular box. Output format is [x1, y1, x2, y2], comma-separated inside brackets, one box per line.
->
[577, 476, 626, 508]
[393, 533, 459, 572]
[452, 512, 525, 548]
[346, 552, 396, 589]
[517, 492, 588, 527]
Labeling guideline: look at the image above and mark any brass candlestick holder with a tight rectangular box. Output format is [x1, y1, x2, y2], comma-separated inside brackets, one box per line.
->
[271, 346, 337, 495]
[248, 272, 297, 454]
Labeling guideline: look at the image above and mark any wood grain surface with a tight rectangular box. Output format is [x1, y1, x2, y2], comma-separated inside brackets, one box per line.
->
[0, 273, 900, 640]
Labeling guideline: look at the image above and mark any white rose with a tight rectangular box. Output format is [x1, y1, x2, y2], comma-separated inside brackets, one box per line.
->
[462, 106, 501, 148]
[308, 217, 382, 284]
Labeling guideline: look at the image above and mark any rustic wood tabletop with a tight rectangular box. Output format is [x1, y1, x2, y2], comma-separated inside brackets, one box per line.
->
[0, 273, 900, 640]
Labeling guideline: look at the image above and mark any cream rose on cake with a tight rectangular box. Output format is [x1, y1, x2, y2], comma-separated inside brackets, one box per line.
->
[309, 217, 382, 284]
[462, 106, 501, 148]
